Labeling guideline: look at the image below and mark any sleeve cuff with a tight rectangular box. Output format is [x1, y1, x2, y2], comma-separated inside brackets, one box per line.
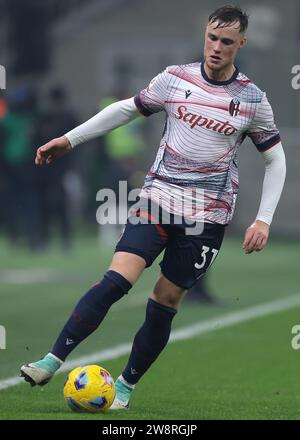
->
[255, 215, 272, 225]
[256, 134, 281, 152]
[134, 94, 153, 117]
[64, 132, 77, 148]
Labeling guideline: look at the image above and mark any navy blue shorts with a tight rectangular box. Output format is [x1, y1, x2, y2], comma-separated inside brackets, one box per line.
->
[115, 201, 226, 289]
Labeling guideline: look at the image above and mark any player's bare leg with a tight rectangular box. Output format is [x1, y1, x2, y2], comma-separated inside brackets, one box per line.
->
[151, 274, 186, 308]
[20, 252, 146, 386]
[108, 252, 146, 285]
[111, 274, 186, 409]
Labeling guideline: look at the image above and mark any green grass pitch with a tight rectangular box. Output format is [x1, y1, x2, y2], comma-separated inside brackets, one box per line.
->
[0, 234, 299, 419]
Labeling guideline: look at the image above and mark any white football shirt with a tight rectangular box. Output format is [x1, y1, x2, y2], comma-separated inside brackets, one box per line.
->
[134, 62, 281, 224]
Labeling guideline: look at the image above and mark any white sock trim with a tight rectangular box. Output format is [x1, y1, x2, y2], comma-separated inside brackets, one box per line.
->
[47, 353, 64, 365]
[119, 375, 135, 389]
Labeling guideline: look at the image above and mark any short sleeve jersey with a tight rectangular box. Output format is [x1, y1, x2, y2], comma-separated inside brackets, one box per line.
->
[134, 62, 281, 224]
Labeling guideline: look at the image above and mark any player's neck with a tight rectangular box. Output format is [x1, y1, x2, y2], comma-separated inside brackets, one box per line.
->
[203, 62, 236, 82]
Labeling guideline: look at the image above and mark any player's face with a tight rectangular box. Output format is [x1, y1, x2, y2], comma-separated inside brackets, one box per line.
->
[204, 21, 246, 72]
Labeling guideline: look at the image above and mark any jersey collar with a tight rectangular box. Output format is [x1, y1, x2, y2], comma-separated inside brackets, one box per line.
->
[200, 62, 239, 86]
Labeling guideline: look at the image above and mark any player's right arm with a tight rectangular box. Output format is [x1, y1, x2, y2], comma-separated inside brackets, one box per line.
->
[35, 68, 169, 166]
[35, 97, 139, 166]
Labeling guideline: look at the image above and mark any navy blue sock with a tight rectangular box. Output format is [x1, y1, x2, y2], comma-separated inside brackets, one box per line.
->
[122, 298, 177, 385]
[51, 270, 132, 361]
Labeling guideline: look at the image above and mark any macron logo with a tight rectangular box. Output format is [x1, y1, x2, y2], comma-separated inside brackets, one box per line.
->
[185, 89, 192, 99]
[66, 338, 75, 346]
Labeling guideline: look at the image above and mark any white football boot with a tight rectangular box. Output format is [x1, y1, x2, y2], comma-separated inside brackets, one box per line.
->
[20, 353, 63, 386]
[110, 376, 135, 410]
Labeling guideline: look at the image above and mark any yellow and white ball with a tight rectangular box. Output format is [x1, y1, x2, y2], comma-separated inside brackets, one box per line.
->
[63, 365, 115, 413]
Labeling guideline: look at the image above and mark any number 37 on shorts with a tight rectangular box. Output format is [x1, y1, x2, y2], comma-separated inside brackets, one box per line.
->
[194, 245, 219, 271]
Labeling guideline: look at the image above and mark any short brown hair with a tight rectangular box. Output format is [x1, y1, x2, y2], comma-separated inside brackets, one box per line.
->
[208, 5, 249, 33]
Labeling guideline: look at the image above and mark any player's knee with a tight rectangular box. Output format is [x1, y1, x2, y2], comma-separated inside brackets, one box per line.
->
[109, 251, 146, 285]
[152, 275, 186, 309]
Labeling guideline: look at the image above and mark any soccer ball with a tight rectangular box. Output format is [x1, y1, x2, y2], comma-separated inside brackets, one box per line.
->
[63, 364, 115, 413]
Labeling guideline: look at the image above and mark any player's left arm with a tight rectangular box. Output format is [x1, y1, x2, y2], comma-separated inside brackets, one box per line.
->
[243, 94, 286, 254]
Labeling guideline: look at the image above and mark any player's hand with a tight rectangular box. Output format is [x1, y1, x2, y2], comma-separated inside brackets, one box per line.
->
[35, 136, 72, 166]
[243, 220, 269, 254]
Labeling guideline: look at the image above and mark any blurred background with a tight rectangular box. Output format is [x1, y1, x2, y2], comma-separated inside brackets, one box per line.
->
[0, 0, 299, 251]
[0, 2, 300, 418]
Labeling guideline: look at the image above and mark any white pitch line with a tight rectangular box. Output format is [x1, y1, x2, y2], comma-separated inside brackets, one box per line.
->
[1, 292, 300, 391]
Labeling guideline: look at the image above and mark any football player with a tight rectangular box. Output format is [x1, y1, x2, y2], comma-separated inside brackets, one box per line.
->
[21, 5, 286, 409]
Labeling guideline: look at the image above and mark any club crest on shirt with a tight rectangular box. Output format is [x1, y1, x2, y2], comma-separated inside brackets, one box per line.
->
[229, 98, 240, 117]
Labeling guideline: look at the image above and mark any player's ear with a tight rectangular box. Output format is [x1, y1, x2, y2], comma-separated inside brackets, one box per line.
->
[239, 36, 247, 49]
